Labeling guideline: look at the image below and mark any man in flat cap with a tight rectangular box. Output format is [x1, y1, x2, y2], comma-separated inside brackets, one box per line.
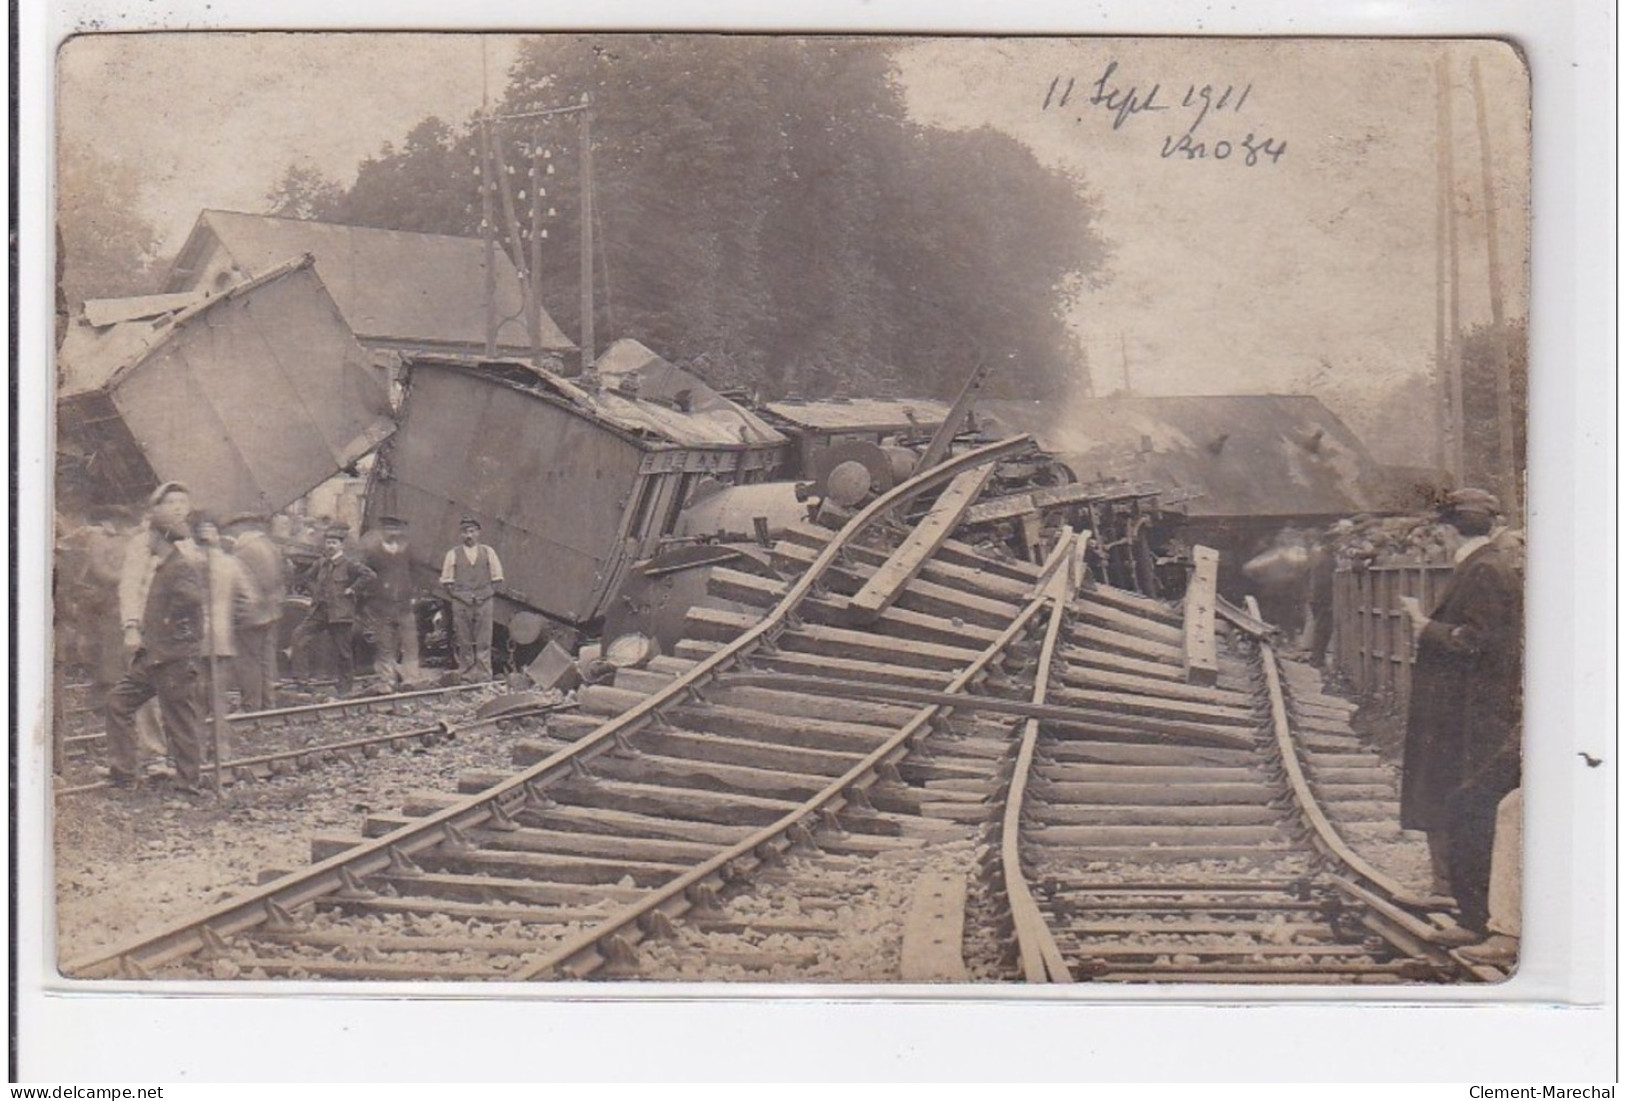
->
[1401, 488, 1523, 947]
[291, 523, 376, 697]
[360, 515, 421, 690]
[439, 516, 504, 682]
[103, 481, 207, 793]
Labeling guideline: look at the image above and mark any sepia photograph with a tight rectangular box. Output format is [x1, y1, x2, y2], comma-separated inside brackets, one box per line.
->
[45, 31, 1538, 992]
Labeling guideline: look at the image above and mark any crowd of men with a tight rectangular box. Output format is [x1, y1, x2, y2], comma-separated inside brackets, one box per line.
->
[57, 482, 505, 797]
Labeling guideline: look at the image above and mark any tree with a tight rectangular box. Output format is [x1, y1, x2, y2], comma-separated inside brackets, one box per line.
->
[281, 37, 1109, 399]
[56, 139, 162, 307]
[1458, 317, 1527, 503]
[265, 163, 345, 221]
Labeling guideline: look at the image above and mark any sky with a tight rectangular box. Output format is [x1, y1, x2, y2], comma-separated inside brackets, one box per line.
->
[56, 34, 1530, 458]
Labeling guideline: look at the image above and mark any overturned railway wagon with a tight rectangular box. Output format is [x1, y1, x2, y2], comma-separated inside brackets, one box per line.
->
[56, 255, 396, 517]
[365, 347, 789, 629]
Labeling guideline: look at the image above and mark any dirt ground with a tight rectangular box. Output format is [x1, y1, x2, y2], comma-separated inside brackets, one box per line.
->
[51, 686, 519, 968]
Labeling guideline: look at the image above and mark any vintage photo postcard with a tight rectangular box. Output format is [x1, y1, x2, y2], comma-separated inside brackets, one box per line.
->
[45, 32, 1541, 994]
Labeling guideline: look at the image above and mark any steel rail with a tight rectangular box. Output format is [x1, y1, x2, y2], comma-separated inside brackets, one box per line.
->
[512, 518, 1068, 980]
[996, 529, 1084, 983]
[56, 682, 489, 748]
[66, 435, 1030, 980]
[53, 684, 514, 800]
[1245, 595, 1451, 916]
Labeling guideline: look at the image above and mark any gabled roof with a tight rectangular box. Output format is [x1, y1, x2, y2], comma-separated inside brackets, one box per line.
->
[164, 209, 575, 354]
[979, 394, 1382, 518]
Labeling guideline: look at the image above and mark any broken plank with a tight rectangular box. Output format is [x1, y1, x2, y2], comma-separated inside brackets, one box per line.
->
[1183, 545, 1220, 686]
[849, 465, 997, 622]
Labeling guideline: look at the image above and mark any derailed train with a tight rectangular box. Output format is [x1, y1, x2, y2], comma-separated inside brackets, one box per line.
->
[363, 340, 1185, 662]
[55, 301, 1184, 673]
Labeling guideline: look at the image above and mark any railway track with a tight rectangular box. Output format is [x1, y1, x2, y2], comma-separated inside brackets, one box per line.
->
[988, 584, 1485, 984]
[52, 681, 512, 798]
[65, 436, 1476, 984]
[67, 438, 1052, 980]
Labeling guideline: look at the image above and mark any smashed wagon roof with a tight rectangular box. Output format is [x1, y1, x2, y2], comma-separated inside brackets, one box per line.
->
[421, 351, 786, 450]
[979, 394, 1382, 518]
[762, 397, 953, 434]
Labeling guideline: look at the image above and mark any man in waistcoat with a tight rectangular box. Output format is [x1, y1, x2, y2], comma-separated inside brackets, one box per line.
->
[1400, 488, 1523, 936]
[439, 516, 504, 682]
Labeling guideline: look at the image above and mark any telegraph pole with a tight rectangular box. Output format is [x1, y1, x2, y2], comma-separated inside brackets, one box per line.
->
[1472, 55, 1519, 516]
[579, 93, 596, 373]
[1437, 53, 1465, 486]
[480, 47, 497, 356]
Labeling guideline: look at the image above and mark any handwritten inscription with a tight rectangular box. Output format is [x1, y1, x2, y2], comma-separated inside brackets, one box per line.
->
[1042, 62, 1286, 166]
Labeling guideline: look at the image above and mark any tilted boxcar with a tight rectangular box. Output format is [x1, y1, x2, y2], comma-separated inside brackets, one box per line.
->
[56, 254, 396, 517]
[365, 340, 789, 629]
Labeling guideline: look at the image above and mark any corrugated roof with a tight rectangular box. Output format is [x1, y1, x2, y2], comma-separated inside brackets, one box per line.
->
[762, 397, 953, 433]
[165, 210, 575, 353]
[978, 394, 1380, 518]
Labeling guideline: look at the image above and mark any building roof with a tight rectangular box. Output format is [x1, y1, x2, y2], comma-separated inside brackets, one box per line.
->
[978, 394, 1382, 518]
[762, 397, 953, 435]
[163, 209, 575, 354]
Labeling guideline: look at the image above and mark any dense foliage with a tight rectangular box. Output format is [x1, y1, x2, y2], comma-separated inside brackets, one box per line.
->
[57, 140, 163, 308]
[271, 36, 1107, 400]
[1457, 316, 1527, 500]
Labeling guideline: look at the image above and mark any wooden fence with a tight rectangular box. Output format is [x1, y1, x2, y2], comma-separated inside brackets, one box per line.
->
[1331, 561, 1455, 705]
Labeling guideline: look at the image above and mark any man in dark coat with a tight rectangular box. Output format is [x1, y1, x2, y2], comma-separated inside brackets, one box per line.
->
[290, 523, 376, 697]
[103, 485, 207, 793]
[1400, 488, 1523, 934]
[359, 516, 420, 689]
